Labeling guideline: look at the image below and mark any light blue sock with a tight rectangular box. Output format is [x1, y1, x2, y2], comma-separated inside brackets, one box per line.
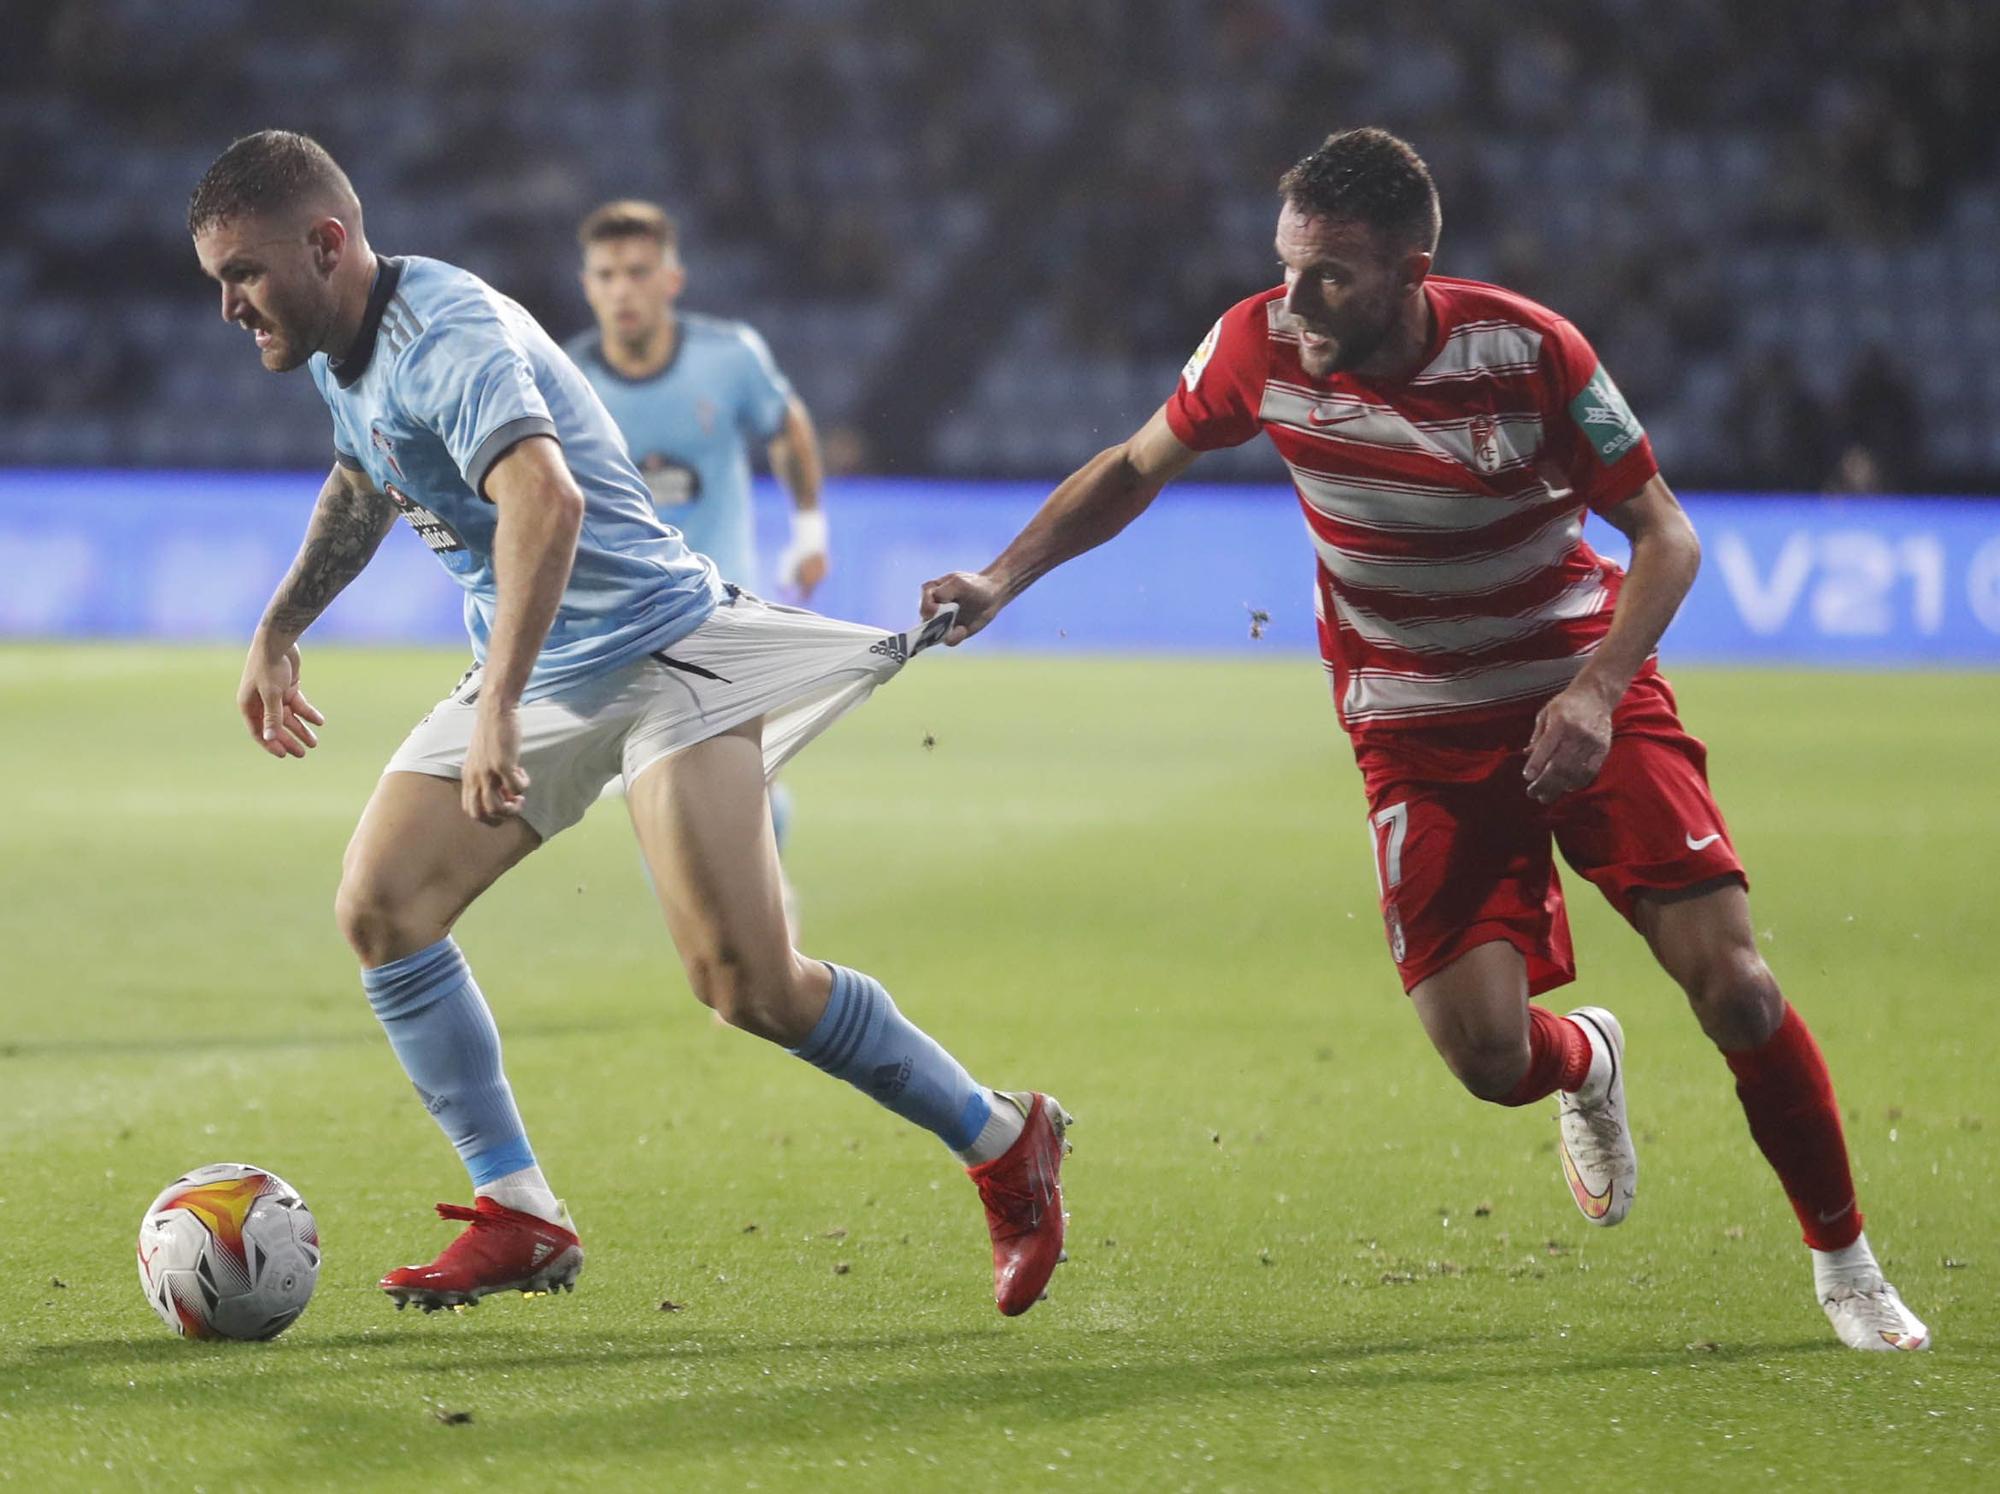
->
[768, 781, 795, 856]
[360, 937, 536, 1187]
[792, 964, 991, 1151]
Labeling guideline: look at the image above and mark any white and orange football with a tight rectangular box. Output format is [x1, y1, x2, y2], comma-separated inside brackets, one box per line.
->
[136, 1163, 319, 1341]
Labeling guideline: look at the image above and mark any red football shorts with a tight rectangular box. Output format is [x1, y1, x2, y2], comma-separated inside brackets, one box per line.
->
[1353, 672, 1747, 996]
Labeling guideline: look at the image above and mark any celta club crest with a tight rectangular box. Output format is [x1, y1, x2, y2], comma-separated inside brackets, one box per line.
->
[370, 424, 405, 479]
[640, 452, 699, 507]
[1470, 415, 1501, 474]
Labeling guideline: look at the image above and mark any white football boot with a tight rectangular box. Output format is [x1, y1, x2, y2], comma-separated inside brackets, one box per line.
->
[1816, 1235, 1931, 1351]
[1555, 1006, 1637, 1226]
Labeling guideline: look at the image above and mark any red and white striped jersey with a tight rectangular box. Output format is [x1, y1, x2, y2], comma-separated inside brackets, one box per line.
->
[1165, 276, 1659, 738]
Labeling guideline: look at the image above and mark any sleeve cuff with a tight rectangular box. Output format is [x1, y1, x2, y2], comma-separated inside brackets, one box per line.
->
[1586, 446, 1661, 514]
[334, 448, 366, 471]
[466, 415, 560, 498]
[1164, 397, 1212, 451]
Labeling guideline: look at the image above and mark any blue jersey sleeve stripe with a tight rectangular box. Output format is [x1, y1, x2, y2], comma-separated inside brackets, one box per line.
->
[388, 295, 427, 338]
[465, 415, 560, 498]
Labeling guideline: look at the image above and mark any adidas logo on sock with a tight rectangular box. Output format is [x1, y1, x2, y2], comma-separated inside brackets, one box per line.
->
[871, 1058, 912, 1099]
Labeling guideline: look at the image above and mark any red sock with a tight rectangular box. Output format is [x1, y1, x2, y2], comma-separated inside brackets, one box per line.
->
[1499, 1005, 1593, 1106]
[1723, 1003, 1864, 1251]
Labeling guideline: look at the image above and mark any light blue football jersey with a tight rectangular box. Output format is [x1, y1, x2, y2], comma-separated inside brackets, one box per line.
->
[564, 312, 794, 585]
[309, 257, 722, 701]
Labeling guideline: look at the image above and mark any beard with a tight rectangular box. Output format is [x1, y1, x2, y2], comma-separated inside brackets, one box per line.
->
[614, 316, 663, 360]
[255, 323, 322, 373]
[1299, 298, 1398, 377]
[247, 293, 327, 373]
[259, 331, 304, 372]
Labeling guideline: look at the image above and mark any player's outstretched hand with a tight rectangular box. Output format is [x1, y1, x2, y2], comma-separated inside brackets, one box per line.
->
[787, 549, 829, 602]
[1523, 680, 1615, 803]
[463, 703, 530, 825]
[919, 570, 1005, 646]
[238, 640, 325, 759]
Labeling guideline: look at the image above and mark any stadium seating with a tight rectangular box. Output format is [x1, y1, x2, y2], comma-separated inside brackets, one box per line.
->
[2, 0, 1993, 490]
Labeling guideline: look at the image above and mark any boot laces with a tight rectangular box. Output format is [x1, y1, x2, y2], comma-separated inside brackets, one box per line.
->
[1563, 1092, 1625, 1172]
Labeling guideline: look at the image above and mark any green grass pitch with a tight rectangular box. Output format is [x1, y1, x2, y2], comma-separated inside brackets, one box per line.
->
[0, 644, 1993, 1490]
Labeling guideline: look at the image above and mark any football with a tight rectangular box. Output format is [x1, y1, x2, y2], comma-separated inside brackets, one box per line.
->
[135, 1163, 320, 1341]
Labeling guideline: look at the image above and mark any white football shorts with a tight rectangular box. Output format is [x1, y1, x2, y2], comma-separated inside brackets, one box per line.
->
[384, 591, 954, 841]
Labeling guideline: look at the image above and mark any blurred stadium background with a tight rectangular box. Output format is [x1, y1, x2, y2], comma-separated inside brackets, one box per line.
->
[3, 0, 1998, 484]
[3, 0, 1998, 667]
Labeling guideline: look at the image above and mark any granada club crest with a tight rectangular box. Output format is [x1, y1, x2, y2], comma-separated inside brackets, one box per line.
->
[1470, 414, 1501, 474]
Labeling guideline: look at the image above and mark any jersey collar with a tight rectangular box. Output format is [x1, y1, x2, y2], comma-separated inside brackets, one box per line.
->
[329, 257, 406, 389]
[591, 317, 685, 385]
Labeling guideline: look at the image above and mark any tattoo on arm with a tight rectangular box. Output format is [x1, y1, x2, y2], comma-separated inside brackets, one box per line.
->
[260, 469, 398, 643]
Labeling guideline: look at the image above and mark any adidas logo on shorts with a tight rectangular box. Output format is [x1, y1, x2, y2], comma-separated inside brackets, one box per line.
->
[869, 634, 909, 664]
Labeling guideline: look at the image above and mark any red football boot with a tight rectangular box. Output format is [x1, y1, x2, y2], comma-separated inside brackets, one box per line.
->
[379, 1197, 583, 1312]
[967, 1092, 1073, 1316]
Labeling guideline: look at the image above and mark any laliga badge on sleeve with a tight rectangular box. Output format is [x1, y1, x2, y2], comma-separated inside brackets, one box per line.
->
[1182, 316, 1223, 391]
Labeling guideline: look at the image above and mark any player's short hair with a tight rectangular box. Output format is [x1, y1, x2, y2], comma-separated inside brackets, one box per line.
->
[578, 199, 679, 253]
[1278, 128, 1441, 256]
[187, 130, 359, 236]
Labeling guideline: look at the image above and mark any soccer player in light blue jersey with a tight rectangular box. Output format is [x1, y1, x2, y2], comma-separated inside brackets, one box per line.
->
[566, 199, 827, 602]
[565, 201, 825, 902]
[188, 131, 1071, 1319]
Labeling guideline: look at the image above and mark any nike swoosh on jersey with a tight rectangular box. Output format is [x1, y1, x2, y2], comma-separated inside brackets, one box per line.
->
[1305, 404, 1369, 427]
[1685, 832, 1723, 851]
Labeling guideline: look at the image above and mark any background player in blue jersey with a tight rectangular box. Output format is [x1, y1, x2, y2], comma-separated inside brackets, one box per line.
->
[567, 199, 827, 601]
[566, 200, 826, 902]
[187, 131, 1071, 1318]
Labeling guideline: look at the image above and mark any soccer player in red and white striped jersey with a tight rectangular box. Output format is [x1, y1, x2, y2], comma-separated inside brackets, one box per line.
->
[922, 128, 1928, 1352]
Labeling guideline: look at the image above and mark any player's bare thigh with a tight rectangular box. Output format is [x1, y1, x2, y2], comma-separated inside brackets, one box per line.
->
[1631, 878, 1783, 1050]
[624, 717, 830, 1044]
[336, 771, 540, 968]
[1408, 939, 1535, 1101]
